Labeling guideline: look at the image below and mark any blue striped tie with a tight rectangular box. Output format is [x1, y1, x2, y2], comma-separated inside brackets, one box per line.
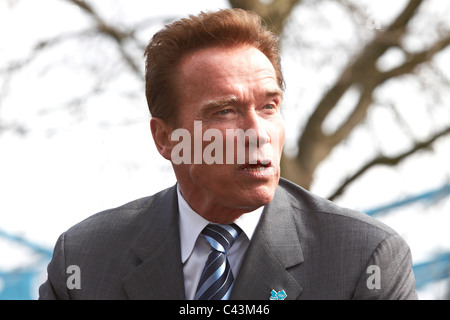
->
[194, 223, 242, 300]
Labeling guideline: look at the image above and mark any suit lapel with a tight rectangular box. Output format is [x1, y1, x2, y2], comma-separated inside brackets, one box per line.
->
[122, 182, 304, 300]
[123, 185, 186, 299]
[230, 185, 304, 300]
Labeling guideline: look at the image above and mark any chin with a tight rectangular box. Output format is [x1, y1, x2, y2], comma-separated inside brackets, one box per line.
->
[233, 187, 276, 210]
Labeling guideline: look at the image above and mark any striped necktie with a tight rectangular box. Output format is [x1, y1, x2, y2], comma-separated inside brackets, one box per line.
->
[194, 223, 242, 300]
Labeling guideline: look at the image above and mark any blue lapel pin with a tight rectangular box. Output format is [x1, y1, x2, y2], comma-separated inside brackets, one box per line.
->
[270, 289, 287, 300]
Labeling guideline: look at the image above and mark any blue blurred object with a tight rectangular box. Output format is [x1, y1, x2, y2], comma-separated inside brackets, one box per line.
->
[0, 229, 52, 300]
[413, 252, 450, 289]
[0, 270, 40, 300]
[364, 183, 450, 217]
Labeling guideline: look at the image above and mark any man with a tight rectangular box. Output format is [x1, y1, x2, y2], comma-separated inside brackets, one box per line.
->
[39, 9, 417, 300]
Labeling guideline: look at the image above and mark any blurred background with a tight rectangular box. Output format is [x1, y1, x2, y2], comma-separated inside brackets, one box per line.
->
[0, 0, 449, 299]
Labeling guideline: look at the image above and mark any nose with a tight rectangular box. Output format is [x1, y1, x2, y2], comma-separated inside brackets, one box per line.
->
[241, 111, 270, 148]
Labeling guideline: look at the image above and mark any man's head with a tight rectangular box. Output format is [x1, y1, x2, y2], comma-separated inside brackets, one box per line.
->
[146, 9, 286, 223]
[144, 8, 284, 125]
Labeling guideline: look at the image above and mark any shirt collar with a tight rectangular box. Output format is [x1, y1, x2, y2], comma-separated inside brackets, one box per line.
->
[177, 185, 264, 263]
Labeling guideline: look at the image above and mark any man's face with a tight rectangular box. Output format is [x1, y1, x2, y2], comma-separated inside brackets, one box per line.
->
[169, 45, 285, 222]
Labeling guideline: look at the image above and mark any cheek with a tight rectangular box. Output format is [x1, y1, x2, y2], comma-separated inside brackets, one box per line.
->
[269, 121, 285, 156]
[278, 125, 285, 152]
[190, 163, 228, 184]
[189, 164, 238, 197]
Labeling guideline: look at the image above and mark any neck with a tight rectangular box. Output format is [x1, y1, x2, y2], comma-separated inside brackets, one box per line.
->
[177, 185, 258, 224]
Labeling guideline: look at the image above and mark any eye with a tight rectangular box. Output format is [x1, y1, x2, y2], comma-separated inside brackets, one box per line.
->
[261, 103, 278, 113]
[214, 108, 235, 116]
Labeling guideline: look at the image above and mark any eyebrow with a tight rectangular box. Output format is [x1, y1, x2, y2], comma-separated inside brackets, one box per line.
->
[200, 87, 284, 113]
[265, 87, 284, 100]
[201, 95, 240, 112]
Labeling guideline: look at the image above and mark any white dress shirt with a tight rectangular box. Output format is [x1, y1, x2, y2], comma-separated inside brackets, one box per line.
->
[177, 185, 264, 300]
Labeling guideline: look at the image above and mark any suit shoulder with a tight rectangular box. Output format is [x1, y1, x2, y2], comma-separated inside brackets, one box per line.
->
[277, 178, 397, 237]
[64, 185, 176, 241]
[274, 179, 415, 300]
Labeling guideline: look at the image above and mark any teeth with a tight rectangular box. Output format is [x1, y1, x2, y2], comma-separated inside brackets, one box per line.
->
[243, 166, 266, 172]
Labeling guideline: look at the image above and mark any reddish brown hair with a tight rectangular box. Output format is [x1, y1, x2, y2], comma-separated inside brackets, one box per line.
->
[144, 8, 284, 123]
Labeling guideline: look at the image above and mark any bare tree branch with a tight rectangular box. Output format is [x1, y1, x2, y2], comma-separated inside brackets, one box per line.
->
[230, 0, 449, 195]
[0, 28, 91, 76]
[328, 36, 450, 148]
[327, 125, 450, 201]
[291, 0, 430, 188]
[230, 0, 302, 35]
[379, 36, 450, 82]
[62, 0, 143, 77]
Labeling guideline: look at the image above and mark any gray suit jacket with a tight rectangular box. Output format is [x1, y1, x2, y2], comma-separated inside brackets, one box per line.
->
[39, 178, 417, 299]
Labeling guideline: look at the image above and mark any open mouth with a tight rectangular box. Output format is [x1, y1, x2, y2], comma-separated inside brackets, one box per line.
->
[240, 161, 271, 172]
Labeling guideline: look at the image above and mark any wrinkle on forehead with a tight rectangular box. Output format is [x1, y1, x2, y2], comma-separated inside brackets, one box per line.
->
[176, 45, 280, 109]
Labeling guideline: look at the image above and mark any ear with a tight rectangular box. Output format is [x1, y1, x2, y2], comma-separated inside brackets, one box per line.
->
[150, 117, 173, 161]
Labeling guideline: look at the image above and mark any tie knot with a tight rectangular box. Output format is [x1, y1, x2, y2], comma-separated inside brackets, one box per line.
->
[201, 223, 242, 254]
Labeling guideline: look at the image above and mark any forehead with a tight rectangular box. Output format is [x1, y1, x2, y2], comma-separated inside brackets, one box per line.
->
[176, 45, 279, 103]
[180, 45, 274, 74]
